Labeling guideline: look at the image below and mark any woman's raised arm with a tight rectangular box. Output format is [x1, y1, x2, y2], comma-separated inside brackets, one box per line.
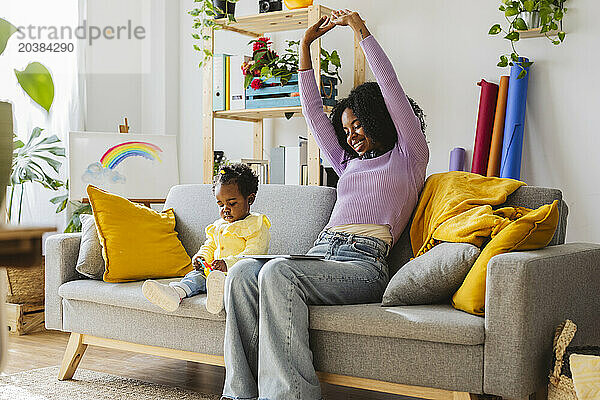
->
[298, 17, 346, 176]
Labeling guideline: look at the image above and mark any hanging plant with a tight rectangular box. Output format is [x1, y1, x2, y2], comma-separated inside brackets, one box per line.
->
[489, 0, 567, 78]
[189, 0, 239, 68]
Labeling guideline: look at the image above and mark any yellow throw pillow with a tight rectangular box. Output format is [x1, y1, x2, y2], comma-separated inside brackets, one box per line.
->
[452, 200, 559, 316]
[570, 354, 600, 400]
[87, 185, 192, 283]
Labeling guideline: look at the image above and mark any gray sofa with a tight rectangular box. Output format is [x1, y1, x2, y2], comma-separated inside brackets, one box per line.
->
[45, 184, 600, 400]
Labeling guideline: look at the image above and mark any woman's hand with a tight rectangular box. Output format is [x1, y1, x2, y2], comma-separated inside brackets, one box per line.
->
[330, 9, 371, 40]
[212, 259, 227, 273]
[301, 15, 335, 47]
[330, 9, 361, 27]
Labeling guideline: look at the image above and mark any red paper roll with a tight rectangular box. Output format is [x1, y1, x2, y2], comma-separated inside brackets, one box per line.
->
[471, 79, 499, 175]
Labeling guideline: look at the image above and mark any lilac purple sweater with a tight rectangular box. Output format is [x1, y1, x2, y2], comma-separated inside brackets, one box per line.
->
[298, 35, 429, 244]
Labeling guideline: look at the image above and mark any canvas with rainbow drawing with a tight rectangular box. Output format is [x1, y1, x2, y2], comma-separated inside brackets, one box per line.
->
[68, 132, 179, 201]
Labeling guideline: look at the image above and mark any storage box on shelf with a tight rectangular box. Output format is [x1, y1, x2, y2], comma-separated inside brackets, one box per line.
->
[246, 74, 337, 109]
[203, 5, 366, 185]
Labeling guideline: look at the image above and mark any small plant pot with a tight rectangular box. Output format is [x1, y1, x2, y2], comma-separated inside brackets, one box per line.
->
[521, 11, 541, 29]
[213, 0, 236, 19]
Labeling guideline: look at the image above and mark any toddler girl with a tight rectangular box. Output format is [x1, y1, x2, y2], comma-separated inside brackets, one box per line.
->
[142, 163, 271, 314]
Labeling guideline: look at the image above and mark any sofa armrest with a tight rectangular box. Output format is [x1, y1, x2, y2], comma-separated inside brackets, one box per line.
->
[483, 243, 600, 398]
[45, 233, 83, 330]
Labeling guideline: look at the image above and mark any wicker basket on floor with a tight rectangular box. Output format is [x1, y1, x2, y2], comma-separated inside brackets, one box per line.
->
[548, 320, 579, 400]
[3, 257, 45, 304]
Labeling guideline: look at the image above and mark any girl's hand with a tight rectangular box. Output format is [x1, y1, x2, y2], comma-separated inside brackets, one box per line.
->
[302, 15, 335, 46]
[192, 254, 205, 271]
[330, 9, 362, 27]
[212, 259, 227, 273]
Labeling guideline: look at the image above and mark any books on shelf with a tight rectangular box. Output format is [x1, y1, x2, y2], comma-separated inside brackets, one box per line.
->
[213, 54, 228, 112]
[240, 159, 269, 184]
[230, 55, 251, 110]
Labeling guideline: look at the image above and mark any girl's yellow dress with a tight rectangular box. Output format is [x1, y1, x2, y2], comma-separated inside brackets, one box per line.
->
[197, 212, 271, 276]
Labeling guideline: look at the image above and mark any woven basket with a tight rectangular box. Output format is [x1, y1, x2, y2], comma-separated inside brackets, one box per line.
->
[548, 320, 579, 400]
[3, 257, 45, 304]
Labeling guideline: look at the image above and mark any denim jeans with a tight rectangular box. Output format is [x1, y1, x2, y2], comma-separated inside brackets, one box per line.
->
[221, 230, 390, 400]
[172, 269, 206, 297]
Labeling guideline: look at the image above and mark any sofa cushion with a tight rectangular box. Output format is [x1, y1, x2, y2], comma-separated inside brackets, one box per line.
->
[75, 214, 104, 280]
[382, 242, 481, 306]
[87, 185, 193, 283]
[58, 279, 225, 322]
[309, 303, 484, 345]
[59, 281, 483, 345]
[163, 184, 337, 257]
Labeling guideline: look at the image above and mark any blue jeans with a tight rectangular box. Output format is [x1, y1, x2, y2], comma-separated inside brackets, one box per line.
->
[221, 230, 390, 400]
[172, 269, 206, 297]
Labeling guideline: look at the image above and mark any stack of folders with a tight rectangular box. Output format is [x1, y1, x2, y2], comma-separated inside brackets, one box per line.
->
[213, 55, 251, 112]
[270, 139, 308, 186]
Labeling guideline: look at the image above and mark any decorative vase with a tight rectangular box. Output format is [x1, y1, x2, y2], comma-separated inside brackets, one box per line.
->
[213, 0, 236, 19]
[0, 102, 13, 216]
[284, 0, 313, 10]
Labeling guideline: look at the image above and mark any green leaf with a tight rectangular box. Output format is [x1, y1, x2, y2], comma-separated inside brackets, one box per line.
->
[505, 7, 519, 16]
[244, 74, 253, 89]
[517, 69, 527, 79]
[521, 61, 534, 68]
[14, 62, 55, 112]
[489, 24, 503, 35]
[13, 140, 24, 150]
[191, 33, 200, 39]
[35, 155, 62, 174]
[513, 17, 528, 30]
[0, 18, 18, 56]
[497, 55, 509, 67]
[558, 31, 566, 42]
[330, 50, 341, 67]
[523, 0, 535, 12]
[505, 31, 520, 41]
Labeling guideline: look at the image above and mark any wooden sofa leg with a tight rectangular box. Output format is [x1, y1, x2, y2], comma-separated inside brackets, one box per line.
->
[453, 392, 479, 400]
[58, 333, 87, 380]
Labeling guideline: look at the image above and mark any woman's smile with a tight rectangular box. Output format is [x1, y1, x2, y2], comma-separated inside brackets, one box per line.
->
[342, 107, 376, 156]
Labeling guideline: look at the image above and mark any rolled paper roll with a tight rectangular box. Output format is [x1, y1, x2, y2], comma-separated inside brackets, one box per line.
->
[500, 58, 531, 180]
[487, 76, 510, 177]
[449, 147, 466, 171]
[471, 79, 499, 175]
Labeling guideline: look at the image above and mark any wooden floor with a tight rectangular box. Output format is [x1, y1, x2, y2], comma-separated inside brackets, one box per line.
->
[4, 330, 416, 400]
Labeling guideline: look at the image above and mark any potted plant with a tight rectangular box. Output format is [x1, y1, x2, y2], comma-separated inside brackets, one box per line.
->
[489, 0, 567, 78]
[7, 127, 65, 224]
[189, 0, 239, 68]
[242, 37, 341, 88]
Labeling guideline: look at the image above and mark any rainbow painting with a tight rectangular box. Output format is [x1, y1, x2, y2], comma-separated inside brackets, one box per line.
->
[100, 141, 163, 170]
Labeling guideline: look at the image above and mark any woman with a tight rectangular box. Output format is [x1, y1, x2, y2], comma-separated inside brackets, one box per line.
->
[221, 9, 428, 400]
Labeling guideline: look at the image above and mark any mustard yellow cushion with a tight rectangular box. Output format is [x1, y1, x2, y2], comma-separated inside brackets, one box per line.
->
[452, 200, 559, 316]
[87, 185, 192, 283]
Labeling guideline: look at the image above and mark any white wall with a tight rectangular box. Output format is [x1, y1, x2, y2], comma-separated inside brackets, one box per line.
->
[90, 0, 600, 243]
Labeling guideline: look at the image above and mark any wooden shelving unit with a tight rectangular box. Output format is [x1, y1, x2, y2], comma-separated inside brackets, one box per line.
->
[202, 4, 366, 185]
[518, 27, 561, 38]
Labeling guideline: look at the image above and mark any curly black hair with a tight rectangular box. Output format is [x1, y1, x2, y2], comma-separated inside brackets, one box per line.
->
[212, 162, 259, 198]
[330, 82, 426, 162]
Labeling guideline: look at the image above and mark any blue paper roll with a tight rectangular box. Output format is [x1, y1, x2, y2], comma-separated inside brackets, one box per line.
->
[500, 58, 530, 180]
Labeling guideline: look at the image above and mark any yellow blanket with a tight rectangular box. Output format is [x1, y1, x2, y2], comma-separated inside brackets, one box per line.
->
[410, 171, 559, 316]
